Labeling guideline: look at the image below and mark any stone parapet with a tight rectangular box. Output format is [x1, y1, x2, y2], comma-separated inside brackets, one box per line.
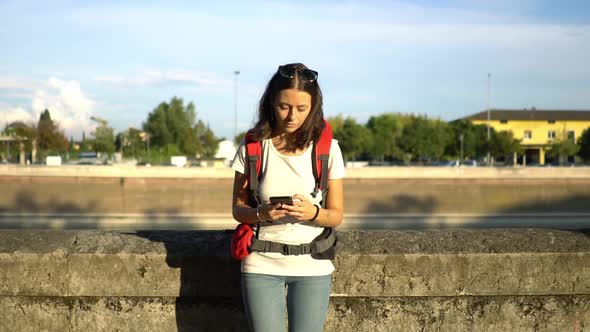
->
[1, 229, 590, 331]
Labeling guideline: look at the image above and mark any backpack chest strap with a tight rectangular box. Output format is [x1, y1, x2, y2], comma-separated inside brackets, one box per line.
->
[247, 155, 259, 192]
[249, 228, 336, 256]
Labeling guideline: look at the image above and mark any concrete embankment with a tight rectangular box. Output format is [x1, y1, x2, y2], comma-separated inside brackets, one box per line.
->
[2, 166, 590, 216]
[1, 229, 589, 331]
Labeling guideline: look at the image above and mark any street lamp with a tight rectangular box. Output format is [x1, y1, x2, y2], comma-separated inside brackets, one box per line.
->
[486, 73, 491, 165]
[139, 131, 150, 165]
[487, 73, 491, 141]
[147, 136, 150, 165]
[459, 133, 464, 162]
[234, 70, 240, 141]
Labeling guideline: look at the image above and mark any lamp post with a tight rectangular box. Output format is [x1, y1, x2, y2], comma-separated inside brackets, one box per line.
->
[234, 70, 240, 141]
[487, 73, 491, 141]
[147, 136, 150, 165]
[2, 115, 7, 162]
[459, 133, 464, 162]
[486, 73, 491, 165]
[139, 131, 150, 165]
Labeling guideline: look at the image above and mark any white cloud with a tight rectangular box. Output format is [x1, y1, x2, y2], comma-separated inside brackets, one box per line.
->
[95, 70, 232, 88]
[0, 77, 96, 138]
[94, 69, 261, 100]
[0, 106, 35, 126]
[31, 77, 95, 138]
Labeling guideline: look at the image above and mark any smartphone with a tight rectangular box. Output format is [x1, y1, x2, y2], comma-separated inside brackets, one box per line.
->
[269, 196, 294, 206]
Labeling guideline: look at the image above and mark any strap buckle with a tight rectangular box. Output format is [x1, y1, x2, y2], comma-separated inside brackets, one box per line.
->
[281, 244, 294, 255]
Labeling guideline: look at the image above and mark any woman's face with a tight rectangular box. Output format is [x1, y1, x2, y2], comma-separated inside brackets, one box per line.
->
[273, 88, 312, 134]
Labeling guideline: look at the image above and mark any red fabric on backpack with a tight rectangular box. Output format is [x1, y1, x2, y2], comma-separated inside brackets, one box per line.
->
[245, 130, 262, 178]
[230, 223, 254, 260]
[314, 120, 332, 191]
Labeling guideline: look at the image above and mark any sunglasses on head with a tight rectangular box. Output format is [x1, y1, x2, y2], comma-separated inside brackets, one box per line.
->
[277, 65, 318, 83]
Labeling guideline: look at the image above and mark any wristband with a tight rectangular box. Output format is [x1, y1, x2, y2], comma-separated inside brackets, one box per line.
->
[310, 204, 320, 222]
[256, 205, 264, 222]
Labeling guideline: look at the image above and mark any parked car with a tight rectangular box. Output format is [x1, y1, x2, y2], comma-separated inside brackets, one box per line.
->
[461, 160, 478, 167]
[434, 160, 460, 167]
[76, 152, 107, 165]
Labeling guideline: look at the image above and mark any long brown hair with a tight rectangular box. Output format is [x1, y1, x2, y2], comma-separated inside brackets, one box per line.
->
[250, 63, 324, 150]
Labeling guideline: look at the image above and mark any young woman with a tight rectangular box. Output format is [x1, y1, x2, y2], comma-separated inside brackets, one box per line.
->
[230, 63, 345, 332]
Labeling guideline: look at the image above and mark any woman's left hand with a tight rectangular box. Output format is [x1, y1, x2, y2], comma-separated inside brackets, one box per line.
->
[281, 194, 318, 221]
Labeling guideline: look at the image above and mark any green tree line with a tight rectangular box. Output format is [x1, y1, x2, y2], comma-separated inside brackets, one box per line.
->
[0, 97, 220, 165]
[3, 99, 590, 165]
[327, 114, 590, 165]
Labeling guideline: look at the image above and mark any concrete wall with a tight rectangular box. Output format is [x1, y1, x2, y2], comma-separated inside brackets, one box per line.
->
[2, 175, 590, 216]
[3, 169, 590, 230]
[1, 229, 589, 331]
[2, 164, 590, 178]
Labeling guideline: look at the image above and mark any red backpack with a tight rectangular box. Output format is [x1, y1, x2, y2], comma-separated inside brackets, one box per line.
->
[231, 119, 337, 260]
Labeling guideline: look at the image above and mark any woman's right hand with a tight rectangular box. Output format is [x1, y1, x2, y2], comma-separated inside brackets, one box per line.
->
[259, 203, 287, 222]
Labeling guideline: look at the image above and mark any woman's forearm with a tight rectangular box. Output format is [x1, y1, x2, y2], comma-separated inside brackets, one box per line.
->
[313, 207, 343, 228]
[232, 204, 262, 225]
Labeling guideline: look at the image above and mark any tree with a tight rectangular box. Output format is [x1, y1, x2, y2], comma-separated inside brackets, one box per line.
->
[489, 130, 522, 161]
[80, 131, 92, 152]
[90, 117, 115, 157]
[194, 120, 219, 158]
[117, 127, 145, 159]
[399, 115, 451, 163]
[427, 119, 452, 161]
[326, 114, 345, 135]
[366, 114, 403, 161]
[143, 101, 173, 147]
[577, 127, 590, 162]
[143, 97, 204, 156]
[547, 129, 579, 165]
[446, 119, 488, 160]
[330, 116, 370, 161]
[4, 121, 37, 163]
[37, 109, 68, 154]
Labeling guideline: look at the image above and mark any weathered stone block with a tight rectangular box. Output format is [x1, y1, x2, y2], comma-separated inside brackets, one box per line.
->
[332, 252, 590, 296]
[0, 231, 74, 296]
[326, 296, 590, 332]
[0, 297, 70, 332]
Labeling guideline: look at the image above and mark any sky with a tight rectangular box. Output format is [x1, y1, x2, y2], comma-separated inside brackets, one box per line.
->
[1, 0, 589, 140]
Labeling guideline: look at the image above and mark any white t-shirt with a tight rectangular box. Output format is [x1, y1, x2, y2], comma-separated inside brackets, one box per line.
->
[231, 138, 345, 276]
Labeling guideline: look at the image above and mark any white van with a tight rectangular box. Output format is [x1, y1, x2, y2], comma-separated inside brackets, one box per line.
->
[46, 155, 62, 166]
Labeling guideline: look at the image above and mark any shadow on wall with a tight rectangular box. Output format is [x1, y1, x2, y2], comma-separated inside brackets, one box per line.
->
[134, 230, 246, 332]
[0, 191, 226, 230]
[369, 194, 438, 214]
[363, 193, 590, 230]
[496, 194, 590, 214]
[0, 190, 99, 213]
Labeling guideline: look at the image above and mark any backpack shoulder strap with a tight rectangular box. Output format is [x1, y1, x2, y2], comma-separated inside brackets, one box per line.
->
[244, 130, 262, 199]
[311, 119, 332, 205]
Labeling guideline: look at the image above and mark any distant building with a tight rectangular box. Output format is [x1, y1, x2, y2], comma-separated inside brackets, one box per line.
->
[463, 109, 590, 165]
[215, 139, 237, 166]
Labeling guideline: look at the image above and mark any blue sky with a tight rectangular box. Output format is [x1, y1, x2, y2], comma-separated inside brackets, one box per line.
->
[1, 0, 589, 139]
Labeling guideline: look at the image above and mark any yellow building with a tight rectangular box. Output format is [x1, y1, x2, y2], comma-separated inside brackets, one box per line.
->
[464, 109, 590, 165]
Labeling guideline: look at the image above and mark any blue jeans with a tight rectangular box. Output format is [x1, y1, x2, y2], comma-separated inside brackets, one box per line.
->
[241, 273, 332, 332]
